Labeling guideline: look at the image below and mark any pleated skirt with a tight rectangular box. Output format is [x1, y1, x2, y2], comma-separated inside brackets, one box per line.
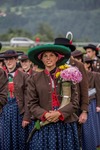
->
[0, 113, 2, 148]
[28, 121, 80, 150]
[82, 99, 100, 150]
[0, 98, 28, 150]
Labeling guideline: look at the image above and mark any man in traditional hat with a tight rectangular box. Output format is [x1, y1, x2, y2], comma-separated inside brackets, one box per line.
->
[83, 44, 100, 72]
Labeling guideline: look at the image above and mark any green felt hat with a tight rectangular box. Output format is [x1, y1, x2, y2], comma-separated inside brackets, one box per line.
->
[28, 44, 71, 69]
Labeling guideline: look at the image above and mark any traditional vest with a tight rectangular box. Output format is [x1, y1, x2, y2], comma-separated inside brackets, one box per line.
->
[8, 73, 15, 99]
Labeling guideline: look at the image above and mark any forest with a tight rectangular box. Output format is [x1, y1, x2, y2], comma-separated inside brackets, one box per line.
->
[0, 0, 100, 42]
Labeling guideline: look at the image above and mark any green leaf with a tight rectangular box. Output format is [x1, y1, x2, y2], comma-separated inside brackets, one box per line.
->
[34, 120, 41, 130]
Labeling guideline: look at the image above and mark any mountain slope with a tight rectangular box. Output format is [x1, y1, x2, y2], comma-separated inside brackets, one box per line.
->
[0, 0, 100, 42]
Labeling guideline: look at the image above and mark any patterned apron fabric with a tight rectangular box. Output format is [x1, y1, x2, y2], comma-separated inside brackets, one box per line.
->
[0, 73, 28, 150]
[29, 121, 80, 150]
[82, 99, 100, 150]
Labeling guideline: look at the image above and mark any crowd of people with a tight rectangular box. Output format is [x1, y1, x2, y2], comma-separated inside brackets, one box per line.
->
[0, 35, 100, 150]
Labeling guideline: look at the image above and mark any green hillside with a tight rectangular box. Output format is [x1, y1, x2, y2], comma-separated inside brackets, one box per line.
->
[0, 0, 100, 42]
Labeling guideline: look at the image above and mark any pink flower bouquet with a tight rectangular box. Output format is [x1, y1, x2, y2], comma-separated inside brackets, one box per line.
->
[60, 66, 82, 84]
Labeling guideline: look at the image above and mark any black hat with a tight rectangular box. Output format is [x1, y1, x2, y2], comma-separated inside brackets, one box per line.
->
[3, 50, 18, 58]
[0, 43, 2, 50]
[54, 37, 76, 52]
[18, 54, 28, 61]
[16, 51, 24, 56]
[83, 44, 98, 55]
[71, 50, 83, 58]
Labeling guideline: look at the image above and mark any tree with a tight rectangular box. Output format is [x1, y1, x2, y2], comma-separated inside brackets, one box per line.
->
[0, 28, 32, 41]
[37, 23, 54, 41]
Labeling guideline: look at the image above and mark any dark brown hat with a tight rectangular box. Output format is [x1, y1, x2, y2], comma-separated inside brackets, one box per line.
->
[71, 50, 83, 58]
[83, 44, 99, 55]
[16, 51, 24, 56]
[18, 54, 28, 61]
[3, 50, 18, 58]
[54, 37, 76, 52]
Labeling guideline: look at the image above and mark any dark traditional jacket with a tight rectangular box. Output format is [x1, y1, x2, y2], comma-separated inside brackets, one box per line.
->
[0, 68, 8, 114]
[92, 57, 100, 72]
[87, 71, 100, 106]
[20, 68, 37, 121]
[27, 69, 79, 123]
[70, 57, 89, 112]
[5, 69, 30, 121]
[12, 70, 26, 109]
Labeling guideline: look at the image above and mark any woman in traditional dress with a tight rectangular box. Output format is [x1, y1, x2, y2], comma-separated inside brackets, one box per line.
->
[82, 56, 100, 150]
[26, 44, 80, 150]
[1, 50, 30, 150]
[18, 53, 37, 138]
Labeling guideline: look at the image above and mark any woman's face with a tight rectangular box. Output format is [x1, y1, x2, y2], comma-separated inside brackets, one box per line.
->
[4, 57, 17, 72]
[41, 51, 58, 70]
[20, 59, 32, 72]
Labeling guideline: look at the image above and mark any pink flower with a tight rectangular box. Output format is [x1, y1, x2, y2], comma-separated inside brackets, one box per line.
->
[60, 67, 82, 84]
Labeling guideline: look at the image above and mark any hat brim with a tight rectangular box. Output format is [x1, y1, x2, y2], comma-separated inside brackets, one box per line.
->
[16, 51, 24, 56]
[28, 44, 71, 69]
[4, 54, 18, 58]
[19, 58, 28, 61]
[71, 52, 83, 57]
[63, 44, 76, 52]
[83, 45, 97, 51]
[83, 45, 98, 55]
[55, 43, 75, 52]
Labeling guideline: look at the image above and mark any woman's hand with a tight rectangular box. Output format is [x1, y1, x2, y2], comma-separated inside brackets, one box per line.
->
[45, 111, 61, 123]
[96, 107, 100, 112]
[78, 111, 88, 124]
[22, 120, 30, 128]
